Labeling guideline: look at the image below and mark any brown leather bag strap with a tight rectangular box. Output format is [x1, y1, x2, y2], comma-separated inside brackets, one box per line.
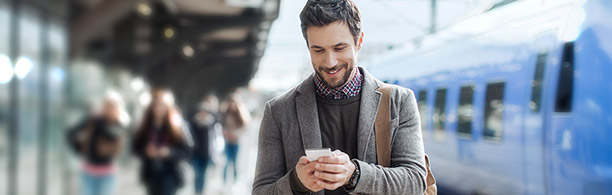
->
[375, 83, 438, 195]
[375, 83, 392, 167]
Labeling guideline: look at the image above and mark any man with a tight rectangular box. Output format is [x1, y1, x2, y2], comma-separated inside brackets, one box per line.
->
[252, 0, 427, 194]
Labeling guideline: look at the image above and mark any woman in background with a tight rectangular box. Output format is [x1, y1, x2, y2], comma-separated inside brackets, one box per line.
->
[133, 88, 192, 195]
[221, 94, 251, 185]
[67, 90, 129, 195]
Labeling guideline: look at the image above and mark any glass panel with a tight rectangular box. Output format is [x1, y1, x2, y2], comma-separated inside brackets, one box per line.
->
[417, 90, 427, 134]
[530, 52, 547, 112]
[484, 82, 505, 141]
[17, 5, 41, 195]
[457, 85, 474, 138]
[433, 88, 446, 140]
[555, 42, 574, 112]
[0, 2, 10, 193]
[45, 22, 67, 195]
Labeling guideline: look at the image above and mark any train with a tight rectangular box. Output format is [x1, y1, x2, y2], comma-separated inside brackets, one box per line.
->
[367, 0, 611, 194]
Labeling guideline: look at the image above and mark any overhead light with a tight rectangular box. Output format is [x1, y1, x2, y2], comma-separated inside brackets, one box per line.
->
[136, 2, 152, 17]
[0, 54, 13, 84]
[14, 56, 33, 79]
[182, 44, 195, 58]
[263, 0, 277, 12]
[258, 30, 269, 40]
[256, 41, 266, 51]
[163, 26, 176, 40]
[131, 77, 146, 91]
[260, 21, 271, 30]
[139, 92, 151, 106]
[50, 67, 65, 82]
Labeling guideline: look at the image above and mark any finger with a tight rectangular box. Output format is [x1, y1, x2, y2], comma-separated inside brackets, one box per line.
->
[302, 160, 319, 172]
[332, 150, 343, 157]
[318, 156, 344, 164]
[316, 179, 343, 190]
[332, 150, 351, 160]
[319, 151, 349, 164]
[314, 162, 344, 174]
[314, 170, 345, 183]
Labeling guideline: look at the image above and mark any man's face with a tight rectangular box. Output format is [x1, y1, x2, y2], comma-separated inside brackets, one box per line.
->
[306, 21, 362, 89]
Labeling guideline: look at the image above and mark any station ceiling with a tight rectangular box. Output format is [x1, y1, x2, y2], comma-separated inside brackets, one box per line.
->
[70, 0, 280, 107]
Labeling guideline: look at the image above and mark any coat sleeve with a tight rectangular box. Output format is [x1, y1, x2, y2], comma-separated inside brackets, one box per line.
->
[251, 102, 295, 195]
[351, 87, 427, 195]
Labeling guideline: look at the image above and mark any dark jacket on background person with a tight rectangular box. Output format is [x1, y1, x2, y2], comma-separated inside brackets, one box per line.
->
[67, 116, 122, 165]
[188, 110, 218, 158]
[132, 115, 192, 187]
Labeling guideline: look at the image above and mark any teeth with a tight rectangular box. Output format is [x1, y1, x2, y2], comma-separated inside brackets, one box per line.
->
[329, 70, 338, 74]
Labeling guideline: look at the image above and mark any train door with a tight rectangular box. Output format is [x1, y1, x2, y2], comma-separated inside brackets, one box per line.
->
[546, 1, 612, 194]
[522, 31, 557, 195]
[545, 42, 576, 195]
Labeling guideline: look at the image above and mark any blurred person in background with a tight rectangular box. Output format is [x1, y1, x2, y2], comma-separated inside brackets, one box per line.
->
[133, 88, 193, 195]
[67, 90, 130, 195]
[188, 94, 220, 194]
[221, 94, 251, 185]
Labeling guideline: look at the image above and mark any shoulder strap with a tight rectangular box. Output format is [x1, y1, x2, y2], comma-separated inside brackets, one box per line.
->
[375, 83, 392, 167]
[375, 83, 438, 194]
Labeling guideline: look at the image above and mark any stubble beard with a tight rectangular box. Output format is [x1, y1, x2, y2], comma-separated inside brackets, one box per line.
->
[316, 63, 352, 89]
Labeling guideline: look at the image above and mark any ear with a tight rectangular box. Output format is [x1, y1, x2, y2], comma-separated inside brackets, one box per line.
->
[356, 32, 364, 51]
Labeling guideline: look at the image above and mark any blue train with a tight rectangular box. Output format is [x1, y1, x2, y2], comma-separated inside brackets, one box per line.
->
[368, 0, 611, 194]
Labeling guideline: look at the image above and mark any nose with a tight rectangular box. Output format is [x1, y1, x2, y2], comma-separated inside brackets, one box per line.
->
[324, 51, 339, 68]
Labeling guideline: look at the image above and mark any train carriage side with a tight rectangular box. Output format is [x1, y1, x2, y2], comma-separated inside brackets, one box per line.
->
[369, 0, 612, 194]
[403, 46, 540, 195]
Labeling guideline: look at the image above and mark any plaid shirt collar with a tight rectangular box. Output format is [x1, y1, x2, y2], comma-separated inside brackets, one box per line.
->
[314, 68, 363, 100]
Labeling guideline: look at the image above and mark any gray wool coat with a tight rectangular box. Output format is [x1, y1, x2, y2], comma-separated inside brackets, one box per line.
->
[252, 67, 427, 195]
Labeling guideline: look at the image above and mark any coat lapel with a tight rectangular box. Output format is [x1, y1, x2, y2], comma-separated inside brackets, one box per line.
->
[357, 67, 382, 161]
[295, 68, 382, 161]
[296, 74, 323, 150]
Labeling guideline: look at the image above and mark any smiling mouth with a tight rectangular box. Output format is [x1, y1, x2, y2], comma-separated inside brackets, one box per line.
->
[326, 67, 342, 76]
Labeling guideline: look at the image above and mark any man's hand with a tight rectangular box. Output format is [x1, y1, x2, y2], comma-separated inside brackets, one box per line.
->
[296, 156, 324, 192]
[313, 150, 355, 190]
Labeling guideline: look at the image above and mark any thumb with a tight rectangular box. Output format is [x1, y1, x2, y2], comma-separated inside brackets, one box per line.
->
[299, 156, 310, 165]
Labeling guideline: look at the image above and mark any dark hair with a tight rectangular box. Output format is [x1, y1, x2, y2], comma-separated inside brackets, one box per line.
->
[133, 101, 184, 149]
[300, 0, 362, 45]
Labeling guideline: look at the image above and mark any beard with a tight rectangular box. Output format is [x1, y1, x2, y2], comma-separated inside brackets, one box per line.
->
[315, 63, 353, 89]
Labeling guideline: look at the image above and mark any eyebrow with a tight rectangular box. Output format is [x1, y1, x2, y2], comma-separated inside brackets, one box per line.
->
[310, 42, 350, 49]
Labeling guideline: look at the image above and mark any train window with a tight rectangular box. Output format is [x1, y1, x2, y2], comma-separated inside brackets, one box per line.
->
[483, 82, 505, 141]
[555, 42, 574, 112]
[418, 90, 427, 133]
[433, 88, 447, 140]
[457, 85, 474, 138]
[530, 52, 547, 112]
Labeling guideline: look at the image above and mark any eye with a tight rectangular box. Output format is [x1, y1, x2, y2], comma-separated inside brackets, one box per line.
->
[314, 49, 324, 53]
[335, 47, 346, 51]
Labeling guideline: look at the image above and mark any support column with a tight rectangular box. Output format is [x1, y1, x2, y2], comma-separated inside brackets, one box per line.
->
[8, 0, 20, 194]
[37, 0, 50, 194]
[430, 0, 437, 34]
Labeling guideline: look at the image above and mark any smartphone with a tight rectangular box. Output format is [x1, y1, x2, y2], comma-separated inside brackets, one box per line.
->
[305, 148, 332, 162]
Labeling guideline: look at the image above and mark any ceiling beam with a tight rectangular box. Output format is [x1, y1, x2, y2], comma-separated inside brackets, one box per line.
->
[71, 0, 138, 56]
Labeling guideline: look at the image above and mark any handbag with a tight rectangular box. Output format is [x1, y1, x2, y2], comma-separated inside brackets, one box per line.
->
[375, 84, 437, 195]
